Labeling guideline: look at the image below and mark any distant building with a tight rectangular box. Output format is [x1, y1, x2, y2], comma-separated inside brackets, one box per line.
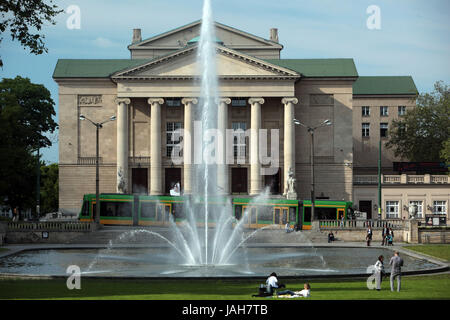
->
[53, 20, 449, 223]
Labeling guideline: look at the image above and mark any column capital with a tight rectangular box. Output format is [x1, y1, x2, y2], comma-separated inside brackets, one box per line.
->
[282, 97, 298, 105]
[181, 97, 198, 105]
[217, 97, 231, 105]
[147, 98, 164, 105]
[115, 97, 131, 105]
[248, 97, 265, 105]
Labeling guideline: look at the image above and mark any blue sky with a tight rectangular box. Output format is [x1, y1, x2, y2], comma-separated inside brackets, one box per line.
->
[1, 0, 449, 164]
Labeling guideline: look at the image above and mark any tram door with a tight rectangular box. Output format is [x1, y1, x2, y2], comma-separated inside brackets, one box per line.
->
[274, 207, 289, 227]
[157, 203, 172, 225]
[243, 206, 257, 228]
[337, 208, 345, 221]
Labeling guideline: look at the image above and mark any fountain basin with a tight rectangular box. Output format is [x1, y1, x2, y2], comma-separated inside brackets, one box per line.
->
[0, 246, 444, 278]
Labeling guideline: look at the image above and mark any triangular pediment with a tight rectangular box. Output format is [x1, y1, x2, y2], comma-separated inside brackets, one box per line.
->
[129, 20, 283, 50]
[112, 45, 299, 80]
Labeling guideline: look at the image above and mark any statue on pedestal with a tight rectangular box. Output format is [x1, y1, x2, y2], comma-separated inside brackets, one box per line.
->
[408, 204, 418, 220]
[284, 167, 297, 199]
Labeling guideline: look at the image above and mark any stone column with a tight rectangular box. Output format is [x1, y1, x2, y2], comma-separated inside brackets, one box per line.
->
[148, 98, 164, 195]
[217, 98, 231, 195]
[181, 98, 197, 195]
[115, 98, 131, 193]
[248, 98, 264, 195]
[282, 97, 298, 197]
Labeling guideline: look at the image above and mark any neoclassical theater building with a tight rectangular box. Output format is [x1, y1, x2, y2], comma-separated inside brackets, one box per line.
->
[54, 20, 448, 220]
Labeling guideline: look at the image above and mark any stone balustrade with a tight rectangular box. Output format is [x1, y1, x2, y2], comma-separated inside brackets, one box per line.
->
[7, 221, 94, 232]
[353, 174, 449, 185]
[319, 219, 406, 230]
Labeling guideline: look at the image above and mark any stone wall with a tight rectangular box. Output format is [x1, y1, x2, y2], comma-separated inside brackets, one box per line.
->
[5, 231, 84, 244]
[321, 228, 405, 243]
[419, 227, 450, 244]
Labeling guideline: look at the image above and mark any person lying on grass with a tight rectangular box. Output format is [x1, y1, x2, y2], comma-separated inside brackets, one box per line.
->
[276, 283, 311, 298]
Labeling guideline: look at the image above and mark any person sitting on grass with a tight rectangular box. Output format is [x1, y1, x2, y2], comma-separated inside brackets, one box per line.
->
[277, 283, 311, 298]
[266, 272, 285, 295]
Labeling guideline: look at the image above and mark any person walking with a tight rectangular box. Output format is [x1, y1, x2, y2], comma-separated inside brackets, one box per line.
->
[388, 228, 394, 246]
[373, 255, 385, 291]
[389, 251, 404, 292]
[366, 226, 373, 246]
[381, 225, 388, 246]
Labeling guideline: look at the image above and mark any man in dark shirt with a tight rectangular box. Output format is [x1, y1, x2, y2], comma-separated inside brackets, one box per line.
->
[389, 251, 404, 292]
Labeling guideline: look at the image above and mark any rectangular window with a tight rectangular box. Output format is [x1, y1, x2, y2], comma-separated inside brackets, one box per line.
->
[380, 123, 388, 138]
[398, 106, 406, 116]
[362, 106, 370, 117]
[231, 98, 247, 107]
[166, 98, 181, 107]
[362, 123, 370, 137]
[166, 122, 182, 157]
[232, 122, 247, 159]
[409, 200, 423, 218]
[380, 106, 389, 116]
[385, 201, 399, 219]
[433, 201, 447, 215]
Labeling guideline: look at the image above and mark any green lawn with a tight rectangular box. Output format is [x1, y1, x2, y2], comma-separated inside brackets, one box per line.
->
[1, 274, 449, 300]
[404, 244, 450, 261]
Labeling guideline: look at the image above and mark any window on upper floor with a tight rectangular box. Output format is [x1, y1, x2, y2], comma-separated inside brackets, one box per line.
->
[166, 98, 181, 107]
[380, 123, 388, 138]
[362, 106, 370, 117]
[166, 122, 182, 158]
[380, 106, 389, 116]
[232, 122, 247, 159]
[362, 123, 370, 137]
[398, 106, 406, 116]
[385, 201, 399, 219]
[433, 201, 447, 215]
[231, 98, 247, 107]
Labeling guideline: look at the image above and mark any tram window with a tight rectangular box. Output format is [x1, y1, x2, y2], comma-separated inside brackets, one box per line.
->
[81, 201, 89, 217]
[304, 207, 311, 223]
[101, 202, 116, 217]
[274, 208, 281, 224]
[173, 203, 185, 219]
[251, 208, 257, 224]
[141, 202, 157, 218]
[258, 206, 272, 222]
[289, 207, 296, 222]
[117, 202, 132, 217]
[315, 207, 336, 220]
[235, 205, 242, 220]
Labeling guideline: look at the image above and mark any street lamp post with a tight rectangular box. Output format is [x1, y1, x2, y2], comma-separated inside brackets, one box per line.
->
[293, 119, 332, 222]
[79, 114, 116, 225]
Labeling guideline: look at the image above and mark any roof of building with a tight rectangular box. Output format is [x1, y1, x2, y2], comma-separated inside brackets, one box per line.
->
[353, 76, 418, 95]
[265, 58, 358, 78]
[53, 57, 359, 79]
[52, 59, 150, 78]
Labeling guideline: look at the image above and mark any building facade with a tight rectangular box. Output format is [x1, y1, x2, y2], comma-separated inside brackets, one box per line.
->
[53, 20, 449, 222]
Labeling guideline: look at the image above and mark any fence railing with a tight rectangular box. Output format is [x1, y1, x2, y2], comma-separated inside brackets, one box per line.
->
[7, 221, 93, 232]
[353, 174, 449, 185]
[319, 219, 406, 230]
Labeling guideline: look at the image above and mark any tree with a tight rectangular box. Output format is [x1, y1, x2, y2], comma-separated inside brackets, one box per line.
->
[0, 0, 63, 67]
[0, 76, 57, 218]
[386, 81, 450, 162]
[40, 163, 58, 214]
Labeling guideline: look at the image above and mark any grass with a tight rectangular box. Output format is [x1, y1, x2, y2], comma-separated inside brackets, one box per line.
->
[0, 248, 9, 253]
[0, 274, 449, 300]
[404, 244, 450, 261]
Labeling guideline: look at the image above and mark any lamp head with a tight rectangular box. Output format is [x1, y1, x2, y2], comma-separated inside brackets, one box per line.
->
[110, 115, 117, 121]
[79, 114, 85, 121]
[323, 119, 332, 126]
[293, 119, 301, 125]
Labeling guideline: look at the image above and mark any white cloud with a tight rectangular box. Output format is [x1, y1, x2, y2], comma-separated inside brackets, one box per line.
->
[92, 37, 119, 48]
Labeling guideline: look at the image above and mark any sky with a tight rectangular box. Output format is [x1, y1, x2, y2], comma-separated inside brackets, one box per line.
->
[1, 0, 449, 164]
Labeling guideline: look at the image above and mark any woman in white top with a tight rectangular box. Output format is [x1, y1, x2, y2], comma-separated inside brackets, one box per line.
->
[374, 255, 385, 291]
[277, 283, 311, 298]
